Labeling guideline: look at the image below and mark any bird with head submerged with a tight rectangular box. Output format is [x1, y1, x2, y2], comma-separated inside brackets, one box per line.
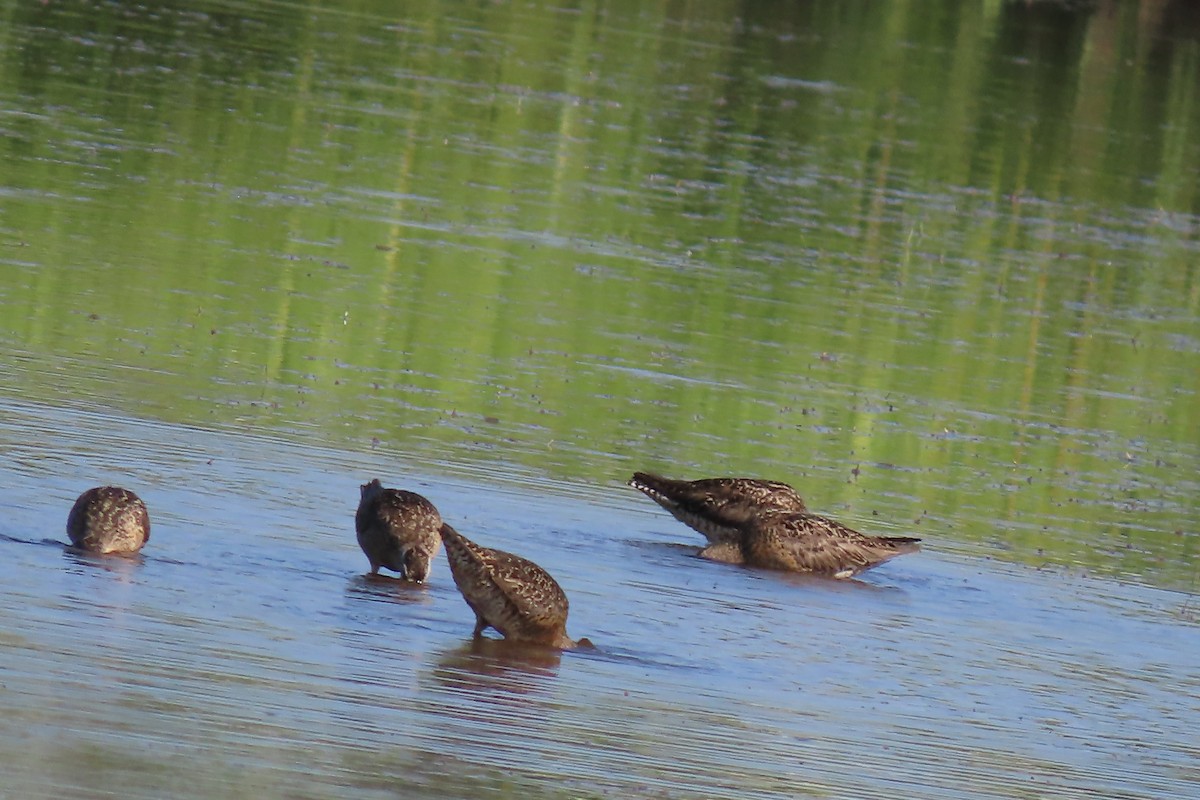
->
[736, 510, 921, 578]
[629, 471, 919, 577]
[439, 523, 590, 650]
[66, 486, 150, 555]
[355, 479, 442, 582]
[628, 471, 808, 561]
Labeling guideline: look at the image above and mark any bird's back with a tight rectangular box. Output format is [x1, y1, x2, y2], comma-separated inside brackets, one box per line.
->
[629, 472, 806, 543]
[66, 487, 150, 555]
[439, 524, 571, 645]
[743, 512, 920, 578]
[355, 481, 442, 579]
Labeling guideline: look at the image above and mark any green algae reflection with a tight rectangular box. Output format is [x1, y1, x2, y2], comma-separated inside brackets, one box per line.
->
[1, 0, 1197, 591]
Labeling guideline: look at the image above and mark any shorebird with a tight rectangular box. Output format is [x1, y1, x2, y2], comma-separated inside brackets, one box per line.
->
[439, 524, 588, 649]
[737, 511, 920, 578]
[355, 479, 442, 582]
[66, 486, 150, 554]
[628, 471, 807, 561]
[629, 471, 919, 577]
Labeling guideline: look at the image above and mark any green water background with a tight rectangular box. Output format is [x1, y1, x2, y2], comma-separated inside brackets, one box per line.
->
[2, 0, 1197, 590]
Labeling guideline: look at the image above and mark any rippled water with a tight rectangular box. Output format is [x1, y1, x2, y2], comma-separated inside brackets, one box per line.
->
[1, 399, 1197, 799]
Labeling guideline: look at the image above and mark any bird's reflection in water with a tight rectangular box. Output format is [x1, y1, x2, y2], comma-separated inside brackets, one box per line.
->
[344, 573, 433, 605]
[770, 569, 909, 595]
[430, 637, 563, 699]
[61, 544, 144, 580]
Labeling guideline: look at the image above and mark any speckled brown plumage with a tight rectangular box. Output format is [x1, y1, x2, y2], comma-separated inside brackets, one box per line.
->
[740, 512, 920, 578]
[66, 486, 150, 555]
[439, 524, 582, 649]
[355, 479, 442, 582]
[628, 471, 807, 545]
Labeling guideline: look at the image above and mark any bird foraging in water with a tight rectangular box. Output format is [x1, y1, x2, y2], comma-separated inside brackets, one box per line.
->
[66, 486, 150, 555]
[628, 471, 807, 561]
[735, 511, 920, 579]
[628, 471, 919, 577]
[355, 479, 442, 582]
[439, 524, 588, 649]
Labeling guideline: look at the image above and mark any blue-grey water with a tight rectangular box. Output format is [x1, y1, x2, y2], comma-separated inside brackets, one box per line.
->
[1, 398, 1197, 799]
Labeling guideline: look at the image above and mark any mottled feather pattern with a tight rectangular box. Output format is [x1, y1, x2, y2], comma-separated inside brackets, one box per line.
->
[743, 512, 921, 578]
[630, 471, 919, 577]
[628, 472, 807, 543]
[439, 523, 577, 649]
[355, 479, 442, 581]
[66, 486, 150, 555]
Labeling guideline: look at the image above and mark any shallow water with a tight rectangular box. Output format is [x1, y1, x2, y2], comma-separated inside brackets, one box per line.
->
[1, 399, 1197, 799]
[2, 0, 1199, 797]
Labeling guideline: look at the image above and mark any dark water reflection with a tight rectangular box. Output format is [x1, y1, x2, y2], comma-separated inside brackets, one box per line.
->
[1, 400, 1197, 799]
[432, 638, 565, 688]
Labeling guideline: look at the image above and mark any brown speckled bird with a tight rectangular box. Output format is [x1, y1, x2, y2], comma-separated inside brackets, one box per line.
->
[66, 486, 150, 555]
[737, 511, 921, 578]
[628, 472, 807, 561]
[439, 524, 586, 649]
[355, 479, 442, 582]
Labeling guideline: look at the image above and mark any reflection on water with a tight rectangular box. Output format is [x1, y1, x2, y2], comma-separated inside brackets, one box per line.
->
[1, 0, 1196, 591]
[1, 401, 1197, 799]
[61, 545, 147, 577]
[428, 639, 564, 710]
[345, 573, 436, 605]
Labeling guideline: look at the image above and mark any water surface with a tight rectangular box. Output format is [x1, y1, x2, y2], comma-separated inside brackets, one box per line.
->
[2, 399, 1197, 799]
